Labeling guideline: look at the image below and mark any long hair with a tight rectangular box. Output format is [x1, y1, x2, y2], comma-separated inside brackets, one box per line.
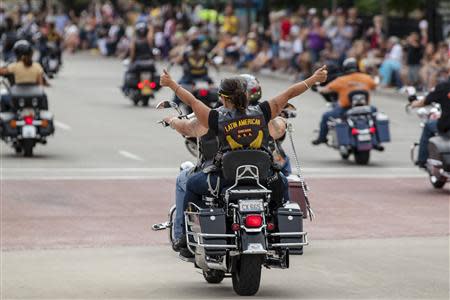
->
[219, 77, 248, 113]
[21, 54, 33, 67]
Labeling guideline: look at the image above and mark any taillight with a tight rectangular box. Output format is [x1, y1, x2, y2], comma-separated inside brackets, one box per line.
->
[245, 215, 263, 228]
[199, 89, 209, 97]
[267, 222, 275, 231]
[251, 87, 258, 94]
[24, 116, 33, 125]
[351, 128, 359, 135]
[231, 223, 240, 231]
[137, 82, 144, 89]
[369, 126, 376, 134]
[150, 81, 157, 89]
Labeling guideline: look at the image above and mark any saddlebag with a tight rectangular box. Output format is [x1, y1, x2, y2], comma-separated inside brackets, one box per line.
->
[186, 207, 228, 256]
[38, 111, 55, 136]
[375, 113, 391, 143]
[428, 135, 450, 172]
[271, 203, 306, 253]
[0, 112, 18, 137]
[333, 120, 351, 146]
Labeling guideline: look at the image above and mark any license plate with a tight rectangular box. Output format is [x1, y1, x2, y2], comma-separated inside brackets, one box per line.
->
[140, 72, 151, 80]
[141, 86, 152, 95]
[239, 200, 264, 212]
[358, 134, 371, 142]
[22, 125, 36, 138]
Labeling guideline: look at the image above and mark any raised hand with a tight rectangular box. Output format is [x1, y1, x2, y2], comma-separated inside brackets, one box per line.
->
[313, 65, 328, 83]
[160, 69, 174, 87]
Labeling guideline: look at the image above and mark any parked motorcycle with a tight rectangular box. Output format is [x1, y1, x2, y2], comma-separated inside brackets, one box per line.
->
[0, 79, 55, 157]
[152, 100, 314, 296]
[314, 87, 391, 165]
[406, 87, 450, 189]
[122, 54, 161, 106]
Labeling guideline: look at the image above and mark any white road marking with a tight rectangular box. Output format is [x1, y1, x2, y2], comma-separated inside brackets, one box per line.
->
[0, 167, 425, 180]
[118, 150, 144, 162]
[54, 121, 71, 131]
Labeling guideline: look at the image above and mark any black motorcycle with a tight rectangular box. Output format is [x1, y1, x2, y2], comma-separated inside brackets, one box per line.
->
[41, 41, 61, 78]
[0, 80, 55, 157]
[406, 87, 450, 188]
[122, 56, 161, 106]
[153, 100, 314, 296]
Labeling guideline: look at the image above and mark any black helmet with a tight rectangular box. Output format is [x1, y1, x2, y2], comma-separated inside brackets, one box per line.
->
[342, 57, 358, 74]
[239, 74, 262, 105]
[13, 40, 33, 58]
[190, 39, 201, 51]
[135, 22, 148, 38]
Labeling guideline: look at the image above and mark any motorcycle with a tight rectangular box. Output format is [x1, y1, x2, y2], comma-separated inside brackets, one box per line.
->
[122, 52, 161, 107]
[152, 100, 314, 296]
[314, 87, 391, 165]
[41, 41, 61, 78]
[0, 79, 55, 157]
[406, 87, 450, 189]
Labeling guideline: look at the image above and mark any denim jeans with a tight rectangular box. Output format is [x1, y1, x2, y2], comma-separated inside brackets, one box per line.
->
[418, 120, 438, 164]
[174, 167, 194, 239]
[379, 59, 402, 87]
[318, 106, 348, 141]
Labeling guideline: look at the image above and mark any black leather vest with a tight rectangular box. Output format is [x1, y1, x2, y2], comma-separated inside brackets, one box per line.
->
[199, 129, 219, 167]
[183, 50, 207, 76]
[135, 39, 152, 60]
[216, 106, 270, 153]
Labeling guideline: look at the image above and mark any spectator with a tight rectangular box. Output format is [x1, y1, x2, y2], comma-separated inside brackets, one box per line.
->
[222, 4, 238, 35]
[405, 32, 424, 87]
[306, 16, 326, 64]
[367, 15, 385, 49]
[328, 15, 353, 62]
[379, 36, 403, 88]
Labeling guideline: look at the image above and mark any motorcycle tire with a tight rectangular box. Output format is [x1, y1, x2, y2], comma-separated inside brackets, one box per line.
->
[141, 97, 150, 107]
[202, 269, 225, 284]
[354, 150, 370, 165]
[429, 175, 446, 189]
[22, 139, 34, 157]
[232, 255, 263, 296]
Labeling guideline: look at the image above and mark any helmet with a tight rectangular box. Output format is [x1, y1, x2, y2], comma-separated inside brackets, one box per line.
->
[190, 38, 201, 51]
[342, 57, 358, 74]
[13, 40, 33, 58]
[135, 22, 148, 38]
[239, 74, 262, 105]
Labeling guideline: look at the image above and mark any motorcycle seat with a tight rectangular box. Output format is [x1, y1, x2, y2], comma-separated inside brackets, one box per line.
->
[10, 84, 45, 98]
[346, 106, 373, 116]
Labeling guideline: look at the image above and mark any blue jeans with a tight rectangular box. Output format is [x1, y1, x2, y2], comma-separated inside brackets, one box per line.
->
[174, 167, 194, 239]
[281, 155, 292, 176]
[379, 59, 402, 87]
[418, 120, 438, 164]
[0, 94, 12, 112]
[184, 171, 290, 209]
[318, 106, 348, 141]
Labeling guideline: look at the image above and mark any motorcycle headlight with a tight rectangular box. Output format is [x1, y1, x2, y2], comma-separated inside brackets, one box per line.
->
[31, 98, 39, 107]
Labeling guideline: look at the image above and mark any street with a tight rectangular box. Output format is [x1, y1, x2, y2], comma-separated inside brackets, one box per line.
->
[1, 53, 449, 299]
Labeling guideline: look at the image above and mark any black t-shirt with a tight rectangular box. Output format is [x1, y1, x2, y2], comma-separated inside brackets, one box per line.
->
[406, 45, 423, 65]
[208, 101, 272, 135]
[424, 80, 450, 132]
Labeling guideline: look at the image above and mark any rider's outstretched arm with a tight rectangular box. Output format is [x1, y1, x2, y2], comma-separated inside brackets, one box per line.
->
[268, 66, 328, 119]
[160, 69, 211, 128]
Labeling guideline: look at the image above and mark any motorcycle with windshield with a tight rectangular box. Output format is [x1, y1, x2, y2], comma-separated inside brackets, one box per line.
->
[152, 100, 313, 296]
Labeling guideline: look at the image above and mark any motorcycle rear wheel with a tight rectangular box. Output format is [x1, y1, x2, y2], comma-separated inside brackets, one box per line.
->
[202, 269, 225, 284]
[22, 139, 34, 157]
[354, 150, 370, 165]
[232, 255, 263, 296]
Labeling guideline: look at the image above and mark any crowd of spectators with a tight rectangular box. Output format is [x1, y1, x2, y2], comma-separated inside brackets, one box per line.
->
[1, 1, 450, 91]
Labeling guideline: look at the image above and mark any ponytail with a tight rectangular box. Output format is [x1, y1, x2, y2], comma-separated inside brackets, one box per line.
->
[219, 77, 248, 113]
[22, 55, 33, 67]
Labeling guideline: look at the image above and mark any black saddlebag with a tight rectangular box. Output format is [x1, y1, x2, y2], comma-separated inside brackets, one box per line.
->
[0, 112, 18, 137]
[197, 208, 227, 256]
[273, 203, 305, 253]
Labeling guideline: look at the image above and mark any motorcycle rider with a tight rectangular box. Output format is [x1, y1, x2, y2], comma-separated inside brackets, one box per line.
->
[0, 40, 47, 111]
[41, 21, 63, 66]
[172, 38, 214, 87]
[163, 74, 293, 258]
[312, 57, 377, 145]
[1, 17, 18, 62]
[410, 74, 450, 168]
[122, 22, 154, 94]
[160, 65, 327, 230]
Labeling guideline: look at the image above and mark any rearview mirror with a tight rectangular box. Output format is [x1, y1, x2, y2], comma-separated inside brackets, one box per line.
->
[156, 100, 173, 109]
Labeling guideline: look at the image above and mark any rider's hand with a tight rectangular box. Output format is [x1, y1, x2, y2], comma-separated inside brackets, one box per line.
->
[160, 69, 174, 88]
[163, 115, 177, 126]
[313, 65, 328, 83]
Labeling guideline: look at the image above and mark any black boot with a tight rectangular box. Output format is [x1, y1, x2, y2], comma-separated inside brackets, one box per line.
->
[311, 138, 327, 145]
[172, 234, 187, 252]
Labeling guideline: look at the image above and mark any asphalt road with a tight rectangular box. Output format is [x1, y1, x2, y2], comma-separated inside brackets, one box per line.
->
[1, 53, 449, 299]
